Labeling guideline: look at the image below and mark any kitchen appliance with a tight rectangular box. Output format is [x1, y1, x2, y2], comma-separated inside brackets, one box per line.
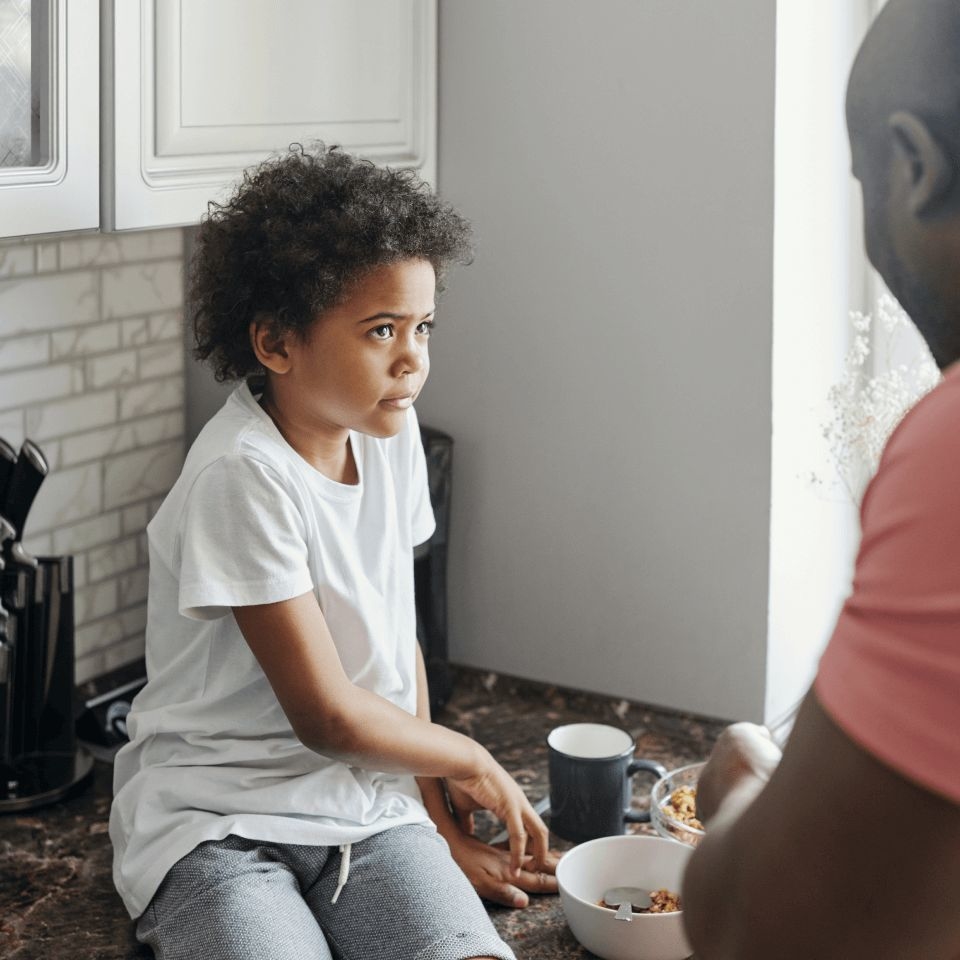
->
[415, 424, 454, 711]
[0, 439, 92, 812]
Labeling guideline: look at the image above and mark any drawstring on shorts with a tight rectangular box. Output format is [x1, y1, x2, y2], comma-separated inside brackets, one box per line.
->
[331, 842, 351, 904]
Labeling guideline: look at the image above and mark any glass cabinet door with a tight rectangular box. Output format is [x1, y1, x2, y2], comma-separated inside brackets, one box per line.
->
[0, 0, 49, 170]
[0, 0, 98, 237]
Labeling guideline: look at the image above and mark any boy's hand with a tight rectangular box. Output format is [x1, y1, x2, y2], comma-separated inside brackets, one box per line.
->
[444, 778, 481, 834]
[445, 752, 551, 876]
[416, 771, 557, 908]
[443, 828, 559, 908]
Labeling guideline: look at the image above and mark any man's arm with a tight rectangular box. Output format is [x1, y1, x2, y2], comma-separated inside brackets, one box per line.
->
[682, 692, 960, 960]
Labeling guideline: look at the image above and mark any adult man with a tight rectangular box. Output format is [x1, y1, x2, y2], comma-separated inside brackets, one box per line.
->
[682, 2, 960, 957]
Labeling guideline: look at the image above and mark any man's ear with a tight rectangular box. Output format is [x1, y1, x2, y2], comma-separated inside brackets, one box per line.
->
[888, 110, 954, 216]
[249, 318, 291, 374]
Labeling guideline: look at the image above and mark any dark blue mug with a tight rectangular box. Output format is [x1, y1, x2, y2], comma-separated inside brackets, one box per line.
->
[547, 723, 667, 843]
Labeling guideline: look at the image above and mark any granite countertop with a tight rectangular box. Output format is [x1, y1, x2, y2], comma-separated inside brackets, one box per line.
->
[0, 667, 724, 959]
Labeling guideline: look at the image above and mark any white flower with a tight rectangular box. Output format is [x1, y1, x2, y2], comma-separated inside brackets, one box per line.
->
[819, 294, 940, 504]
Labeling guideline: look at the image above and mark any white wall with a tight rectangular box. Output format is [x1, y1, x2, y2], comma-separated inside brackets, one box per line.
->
[421, 0, 777, 720]
[766, 2, 872, 726]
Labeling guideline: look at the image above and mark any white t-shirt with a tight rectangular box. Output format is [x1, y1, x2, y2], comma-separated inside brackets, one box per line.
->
[109, 381, 437, 918]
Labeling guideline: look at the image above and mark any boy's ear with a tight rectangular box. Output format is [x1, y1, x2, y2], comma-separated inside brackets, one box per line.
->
[249, 318, 292, 374]
[888, 110, 954, 216]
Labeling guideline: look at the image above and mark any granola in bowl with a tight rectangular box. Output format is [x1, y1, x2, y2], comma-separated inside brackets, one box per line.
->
[650, 762, 706, 846]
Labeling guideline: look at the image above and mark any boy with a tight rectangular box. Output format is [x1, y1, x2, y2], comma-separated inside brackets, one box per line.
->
[110, 145, 555, 960]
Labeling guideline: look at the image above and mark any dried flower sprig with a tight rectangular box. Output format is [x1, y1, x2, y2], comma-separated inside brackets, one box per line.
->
[819, 293, 940, 504]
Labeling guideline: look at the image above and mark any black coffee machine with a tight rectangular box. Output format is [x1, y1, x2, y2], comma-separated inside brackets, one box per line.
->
[415, 425, 454, 712]
[0, 439, 93, 812]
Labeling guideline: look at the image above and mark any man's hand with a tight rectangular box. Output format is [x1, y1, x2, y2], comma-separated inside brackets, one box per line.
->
[695, 721, 782, 825]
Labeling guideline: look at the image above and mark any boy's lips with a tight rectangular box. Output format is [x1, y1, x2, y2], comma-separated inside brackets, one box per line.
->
[380, 394, 415, 409]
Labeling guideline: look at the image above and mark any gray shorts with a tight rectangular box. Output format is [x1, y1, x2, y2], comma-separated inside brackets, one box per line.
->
[135, 824, 516, 960]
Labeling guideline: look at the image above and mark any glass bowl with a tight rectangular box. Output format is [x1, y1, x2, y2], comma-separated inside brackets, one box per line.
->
[649, 761, 706, 847]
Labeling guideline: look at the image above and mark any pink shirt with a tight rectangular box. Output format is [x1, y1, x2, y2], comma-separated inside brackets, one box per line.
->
[816, 361, 960, 805]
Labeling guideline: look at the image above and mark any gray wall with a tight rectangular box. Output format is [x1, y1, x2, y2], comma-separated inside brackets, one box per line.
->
[417, 0, 777, 720]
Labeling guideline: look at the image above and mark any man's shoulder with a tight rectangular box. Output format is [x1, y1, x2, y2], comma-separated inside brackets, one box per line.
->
[885, 368, 960, 455]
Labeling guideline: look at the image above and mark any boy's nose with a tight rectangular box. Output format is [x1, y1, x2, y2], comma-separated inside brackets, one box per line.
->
[395, 338, 427, 375]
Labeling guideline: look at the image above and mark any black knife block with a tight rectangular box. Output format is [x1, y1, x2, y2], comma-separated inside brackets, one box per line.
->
[415, 425, 454, 712]
[0, 555, 93, 812]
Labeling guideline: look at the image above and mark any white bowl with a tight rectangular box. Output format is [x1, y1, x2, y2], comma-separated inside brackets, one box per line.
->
[556, 835, 693, 960]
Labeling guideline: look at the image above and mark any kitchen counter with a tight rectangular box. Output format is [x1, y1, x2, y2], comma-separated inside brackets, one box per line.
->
[0, 667, 725, 959]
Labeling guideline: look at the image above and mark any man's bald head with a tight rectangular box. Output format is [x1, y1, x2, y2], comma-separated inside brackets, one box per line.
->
[847, 0, 960, 369]
[847, 0, 960, 168]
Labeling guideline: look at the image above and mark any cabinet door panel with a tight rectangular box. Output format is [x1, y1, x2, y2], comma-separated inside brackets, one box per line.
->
[104, 0, 436, 232]
[0, 0, 98, 238]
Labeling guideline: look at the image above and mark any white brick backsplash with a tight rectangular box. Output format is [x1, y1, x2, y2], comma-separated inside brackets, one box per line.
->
[134, 409, 184, 447]
[59, 410, 183, 467]
[120, 317, 148, 347]
[0, 408, 24, 447]
[121, 503, 149, 534]
[73, 553, 88, 588]
[51, 321, 121, 359]
[0, 272, 99, 336]
[22, 532, 53, 557]
[121, 311, 183, 347]
[0, 333, 49, 372]
[150, 310, 183, 341]
[86, 350, 138, 389]
[75, 578, 120, 625]
[25, 390, 117, 441]
[139, 342, 183, 380]
[76, 614, 124, 658]
[51, 511, 122, 554]
[0, 244, 34, 278]
[36, 438, 61, 471]
[0, 363, 75, 411]
[75, 651, 105, 685]
[59, 237, 125, 271]
[119, 230, 183, 261]
[36, 243, 59, 273]
[87, 535, 140, 583]
[103, 634, 146, 673]
[60, 229, 183, 270]
[24, 461, 101, 537]
[2, 227, 186, 683]
[74, 600, 148, 659]
[104, 440, 183, 509]
[118, 566, 149, 607]
[58, 423, 130, 467]
[121, 603, 148, 636]
[103, 262, 183, 319]
[119, 376, 183, 420]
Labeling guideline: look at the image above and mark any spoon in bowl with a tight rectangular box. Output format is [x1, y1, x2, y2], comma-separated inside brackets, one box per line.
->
[602, 886, 652, 921]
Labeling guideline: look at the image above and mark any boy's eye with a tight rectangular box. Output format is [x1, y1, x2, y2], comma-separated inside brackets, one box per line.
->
[371, 324, 393, 340]
[416, 320, 435, 336]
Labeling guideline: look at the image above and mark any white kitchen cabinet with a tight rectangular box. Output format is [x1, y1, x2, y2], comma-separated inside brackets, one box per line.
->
[102, 0, 437, 231]
[0, 0, 99, 238]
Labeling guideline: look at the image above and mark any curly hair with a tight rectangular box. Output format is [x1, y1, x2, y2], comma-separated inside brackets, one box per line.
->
[189, 144, 474, 382]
